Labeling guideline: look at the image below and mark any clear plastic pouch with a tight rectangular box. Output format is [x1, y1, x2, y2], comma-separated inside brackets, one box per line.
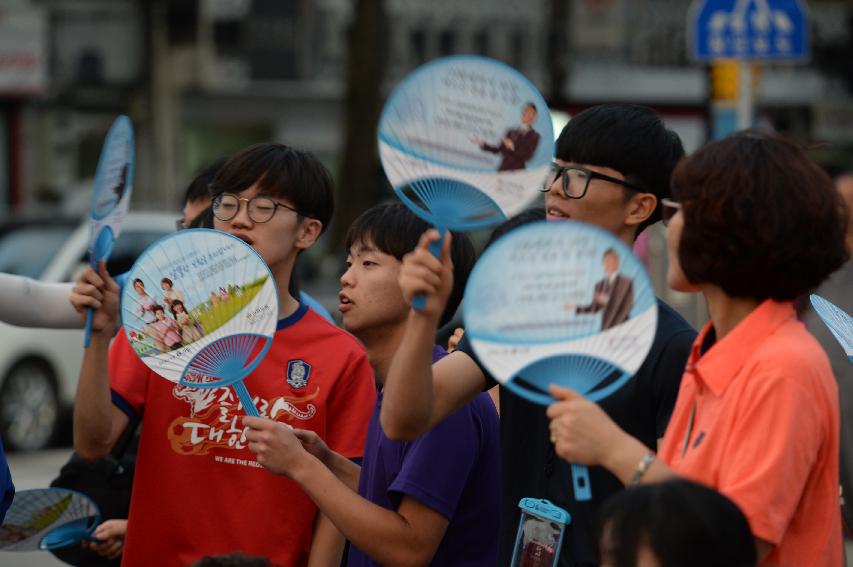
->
[510, 498, 571, 567]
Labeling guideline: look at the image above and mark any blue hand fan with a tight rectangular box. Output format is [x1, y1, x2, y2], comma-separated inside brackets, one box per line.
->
[378, 55, 554, 309]
[121, 229, 278, 417]
[463, 221, 658, 501]
[0, 488, 100, 551]
[84, 115, 135, 347]
[810, 294, 853, 364]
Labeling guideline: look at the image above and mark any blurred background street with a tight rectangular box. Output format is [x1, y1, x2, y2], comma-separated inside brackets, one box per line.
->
[0, 0, 851, 564]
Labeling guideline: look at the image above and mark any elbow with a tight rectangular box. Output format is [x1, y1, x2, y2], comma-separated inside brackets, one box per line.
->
[73, 437, 112, 462]
[380, 410, 424, 442]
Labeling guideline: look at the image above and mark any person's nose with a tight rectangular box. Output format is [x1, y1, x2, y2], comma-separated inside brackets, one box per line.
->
[340, 265, 355, 288]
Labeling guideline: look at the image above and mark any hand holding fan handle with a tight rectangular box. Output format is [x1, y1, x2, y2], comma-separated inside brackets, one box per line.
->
[410, 227, 446, 312]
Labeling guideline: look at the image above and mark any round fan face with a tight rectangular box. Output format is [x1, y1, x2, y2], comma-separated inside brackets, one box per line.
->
[378, 55, 553, 229]
[464, 220, 658, 405]
[121, 229, 278, 387]
[88, 116, 134, 264]
[0, 488, 99, 551]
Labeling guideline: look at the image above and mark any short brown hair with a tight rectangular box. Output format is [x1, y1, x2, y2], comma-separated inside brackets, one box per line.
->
[671, 130, 849, 301]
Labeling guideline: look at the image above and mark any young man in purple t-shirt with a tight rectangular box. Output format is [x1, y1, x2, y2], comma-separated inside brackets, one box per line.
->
[244, 203, 499, 567]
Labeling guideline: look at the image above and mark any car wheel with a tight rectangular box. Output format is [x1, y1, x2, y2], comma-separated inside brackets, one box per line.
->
[0, 358, 59, 451]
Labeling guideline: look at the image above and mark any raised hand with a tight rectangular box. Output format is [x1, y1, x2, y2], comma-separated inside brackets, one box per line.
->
[71, 261, 119, 334]
[398, 229, 454, 320]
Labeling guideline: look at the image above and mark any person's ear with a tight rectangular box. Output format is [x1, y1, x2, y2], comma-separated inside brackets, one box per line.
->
[624, 192, 657, 228]
[295, 218, 323, 250]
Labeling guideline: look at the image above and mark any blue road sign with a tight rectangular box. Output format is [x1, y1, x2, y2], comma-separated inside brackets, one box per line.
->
[690, 0, 809, 61]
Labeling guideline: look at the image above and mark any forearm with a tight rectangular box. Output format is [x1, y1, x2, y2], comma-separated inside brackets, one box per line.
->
[294, 457, 435, 567]
[602, 434, 677, 486]
[0, 277, 79, 328]
[308, 512, 344, 567]
[381, 312, 441, 440]
[324, 450, 361, 491]
[73, 333, 119, 460]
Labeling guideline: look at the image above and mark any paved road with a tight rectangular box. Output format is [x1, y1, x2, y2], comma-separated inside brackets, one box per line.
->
[5, 448, 77, 566]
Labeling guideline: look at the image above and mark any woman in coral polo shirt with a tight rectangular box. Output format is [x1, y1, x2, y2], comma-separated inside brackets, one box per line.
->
[547, 130, 850, 566]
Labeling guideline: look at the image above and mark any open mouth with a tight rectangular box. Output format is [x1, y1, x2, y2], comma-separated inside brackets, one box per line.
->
[338, 293, 353, 312]
[546, 207, 570, 220]
[231, 232, 255, 246]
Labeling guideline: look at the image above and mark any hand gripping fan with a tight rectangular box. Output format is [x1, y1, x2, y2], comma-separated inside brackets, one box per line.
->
[378, 55, 554, 309]
[463, 221, 658, 501]
[810, 294, 853, 364]
[84, 115, 135, 347]
[0, 488, 100, 551]
[121, 229, 278, 417]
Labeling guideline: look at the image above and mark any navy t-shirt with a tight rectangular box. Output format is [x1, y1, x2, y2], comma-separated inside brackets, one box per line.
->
[347, 346, 501, 567]
[457, 300, 695, 567]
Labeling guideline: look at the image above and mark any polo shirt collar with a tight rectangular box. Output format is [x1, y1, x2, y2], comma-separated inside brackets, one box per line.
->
[689, 299, 796, 397]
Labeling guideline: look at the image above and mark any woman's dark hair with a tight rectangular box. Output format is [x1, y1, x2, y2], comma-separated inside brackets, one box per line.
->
[161, 278, 173, 288]
[209, 143, 334, 233]
[596, 479, 757, 567]
[344, 202, 475, 327]
[152, 305, 165, 315]
[133, 278, 144, 288]
[555, 104, 685, 235]
[188, 206, 215, 229]
[672, 130, 850, 301]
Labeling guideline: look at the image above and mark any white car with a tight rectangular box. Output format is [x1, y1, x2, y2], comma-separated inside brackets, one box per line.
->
[0, 212, 177, 450]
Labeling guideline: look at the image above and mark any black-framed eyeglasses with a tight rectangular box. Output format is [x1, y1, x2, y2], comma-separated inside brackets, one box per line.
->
[211, 193, 301, 224]
[661, 198, 682, 227]
[539, 163, 646, 199]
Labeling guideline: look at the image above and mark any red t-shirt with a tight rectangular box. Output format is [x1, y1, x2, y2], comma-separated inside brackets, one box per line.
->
[659, 300, 842, 566]
[110, 305, 376, 567]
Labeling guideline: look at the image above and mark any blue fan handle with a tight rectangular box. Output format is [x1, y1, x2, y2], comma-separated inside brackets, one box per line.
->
[411, 228, 447, 312]
[233, 380, 260, 417]
[571, 463, 592, 501]
[83, 254, 99, 348]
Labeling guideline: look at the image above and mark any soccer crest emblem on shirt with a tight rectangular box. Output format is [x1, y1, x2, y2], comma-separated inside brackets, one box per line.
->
[286, 359, 312, 389]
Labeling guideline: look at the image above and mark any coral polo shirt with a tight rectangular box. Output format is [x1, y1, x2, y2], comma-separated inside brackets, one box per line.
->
[659, 300, 842, 567]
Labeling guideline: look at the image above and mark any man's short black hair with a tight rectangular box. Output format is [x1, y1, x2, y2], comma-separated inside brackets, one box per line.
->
[344, 202, 475, 327]
[555, 104, 685, 235]
[183, 157, 229, 207]
[209, 143, 334, 233]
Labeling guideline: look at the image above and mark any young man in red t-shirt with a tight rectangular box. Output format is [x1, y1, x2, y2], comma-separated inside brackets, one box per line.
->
[72, 143, 376, 567]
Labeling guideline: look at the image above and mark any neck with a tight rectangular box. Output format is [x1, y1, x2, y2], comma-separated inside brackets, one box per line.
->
[356, 321, 409, 385]
[701, 285, 761, 341]
[272, 258, 300, 319]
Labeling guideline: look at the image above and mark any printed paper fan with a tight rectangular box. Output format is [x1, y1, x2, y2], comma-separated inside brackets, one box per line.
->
[121, 229, 278, 417]
[378, 55, 553, 308]
[0, 488, 100, 551]
[463, 220, 658, 500]
[810, 294, 853, 364]
[84, 115, 135, 347]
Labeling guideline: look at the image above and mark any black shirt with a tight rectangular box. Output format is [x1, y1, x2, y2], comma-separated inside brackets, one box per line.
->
[456, 300, 696, 567]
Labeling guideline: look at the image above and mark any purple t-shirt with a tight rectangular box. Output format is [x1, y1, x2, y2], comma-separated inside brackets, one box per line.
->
[347, 346, 501, 567]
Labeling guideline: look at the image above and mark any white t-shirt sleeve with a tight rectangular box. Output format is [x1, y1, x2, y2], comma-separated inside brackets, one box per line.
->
[0, 273, 80, 328]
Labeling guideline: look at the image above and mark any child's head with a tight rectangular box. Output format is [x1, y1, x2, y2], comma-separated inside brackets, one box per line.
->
[170, 299, 186, 315]
[133, 278, 146, 294]
[208, 143, 333, 279]
[153, 305, 166, 320]
[548, 104, 685, 239]
[341, 203, 475, 335]
[596, 479, 756, 567]
[161, 277, 173, 291]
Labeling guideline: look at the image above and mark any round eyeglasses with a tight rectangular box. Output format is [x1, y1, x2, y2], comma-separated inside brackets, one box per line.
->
[539, 163, 646, 199]
[211, 193, 301, 224]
